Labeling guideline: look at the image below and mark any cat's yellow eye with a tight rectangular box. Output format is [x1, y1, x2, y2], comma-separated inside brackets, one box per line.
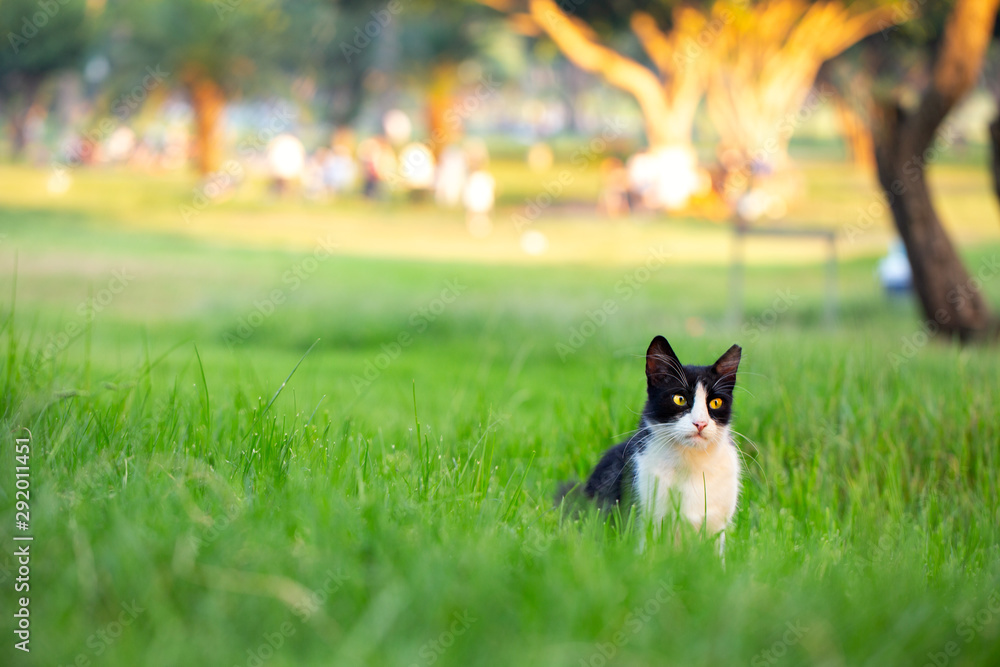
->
[672, 395, 687, 406]
[709, 398, 723, 409]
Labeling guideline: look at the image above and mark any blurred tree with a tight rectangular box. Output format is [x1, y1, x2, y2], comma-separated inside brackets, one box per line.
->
[818, 58, 876, 169]
[399, 1, 498, 154]
[873, 0, 999, 340]
[321, 1, 500, 154]
[705, 1, 901, 182]
[992, 117, 999, 203]
[284, 1, 369, 128]
[988, 26, 1000, 205]
[108, 0, 292, 174]
[500, 0, 716, 154]
[0, 0, 89, 158]
[489, 0, 903, 203]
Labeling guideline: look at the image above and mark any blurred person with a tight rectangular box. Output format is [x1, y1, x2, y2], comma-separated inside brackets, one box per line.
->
[324, 128, 359, 195]
[398, 143, 436, 201]
[626, 151, 657, 211]
[24, 103, 48, 165]
[323, 145, 358, 195]
[357, 136, 396, 199]
[597, 157, 629, 218]
[878, 240, 913, 295]
[383, 109, 412, 147]
[434, 145, 467, 207]
[463, 147, 495, 237]
[266, 133, 306, 196]
[303, 148, 328, 200]
[106, 127, 136, 164]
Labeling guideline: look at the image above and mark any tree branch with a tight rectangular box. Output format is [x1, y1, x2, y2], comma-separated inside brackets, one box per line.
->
[908, 0, 1000, 154]
[527, 0, 674, 144]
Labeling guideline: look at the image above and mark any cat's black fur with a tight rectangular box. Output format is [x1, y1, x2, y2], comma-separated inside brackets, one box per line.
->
[570, 335, 741, 509]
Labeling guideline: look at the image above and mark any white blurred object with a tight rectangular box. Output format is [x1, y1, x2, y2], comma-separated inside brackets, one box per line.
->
[47, 169, 72, 196]
[628, 147, 700, 211]
[464, 169, 496, 238]
[106, 127, 136, 163]
[398, 143, 436, 190]
[520, 229, 549, 256]
[736, 188, 770, 223]
[651, 146, 699, 211]
[435, 146, 467, 207]
[626, 151, 657, 208]
[878, 239, 912, 294]
[267, 134, 306, 181]
[383, 109, 412, 146]
[463, 170, 495, 214]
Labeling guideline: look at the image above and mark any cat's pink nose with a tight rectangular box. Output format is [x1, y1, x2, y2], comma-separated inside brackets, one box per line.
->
[693, 420, 708, 433]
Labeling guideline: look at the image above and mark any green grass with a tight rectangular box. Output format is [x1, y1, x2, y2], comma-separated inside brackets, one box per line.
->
[2, 161, 1000, 667]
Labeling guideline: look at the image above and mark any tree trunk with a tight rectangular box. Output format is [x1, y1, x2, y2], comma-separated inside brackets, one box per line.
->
[990, 116, 1000, 205]
[832, 91, 874, 170]
[187, 77, 226, 175]
[426, 63, 459, 156]
[872, 0, 999, 341]
[707, 0, 903, 198]
[875, 104, 992, 339]
[526, 0, 700, 151]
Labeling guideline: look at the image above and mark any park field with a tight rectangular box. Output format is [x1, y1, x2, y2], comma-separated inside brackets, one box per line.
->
[1, 158, 1000, 666]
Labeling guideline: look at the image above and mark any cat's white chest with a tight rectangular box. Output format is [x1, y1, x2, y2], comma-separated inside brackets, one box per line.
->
[633, 429, 741, 537]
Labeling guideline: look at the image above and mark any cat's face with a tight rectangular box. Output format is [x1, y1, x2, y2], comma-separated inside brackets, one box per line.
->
[642, 335, 741, 448]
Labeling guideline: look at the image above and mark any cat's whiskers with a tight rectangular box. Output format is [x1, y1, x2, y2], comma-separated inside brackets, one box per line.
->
[728, 427, 768, 489]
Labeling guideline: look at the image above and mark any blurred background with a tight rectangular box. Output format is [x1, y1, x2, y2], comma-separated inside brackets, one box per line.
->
[0, 0, 996, 282]
[3, 3, 1000, 666]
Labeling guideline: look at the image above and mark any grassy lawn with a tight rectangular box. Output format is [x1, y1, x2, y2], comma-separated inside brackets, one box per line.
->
[2, 160, 1000, 666]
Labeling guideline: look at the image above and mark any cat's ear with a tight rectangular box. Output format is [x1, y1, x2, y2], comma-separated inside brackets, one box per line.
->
[646, 335, 682, 388]
[712, 345, 742, 385]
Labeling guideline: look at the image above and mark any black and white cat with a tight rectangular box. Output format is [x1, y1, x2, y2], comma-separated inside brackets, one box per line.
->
[581, 335, 742, 552]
